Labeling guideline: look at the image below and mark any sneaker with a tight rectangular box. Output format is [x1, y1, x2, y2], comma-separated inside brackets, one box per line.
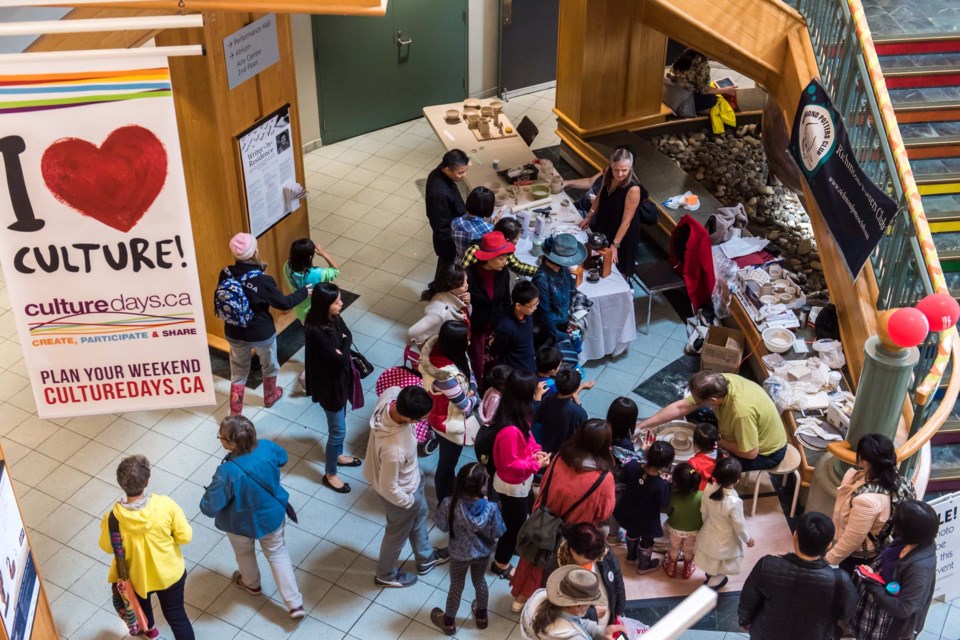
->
[141, 629, 159, 639]
[289, 606, 306, 619]
[417, 548, 450, 575]
[232, 570, 261, 595]
[375, 571, 418, 588]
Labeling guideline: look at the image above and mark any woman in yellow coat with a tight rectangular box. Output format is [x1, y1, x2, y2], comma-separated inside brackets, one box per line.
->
[99, 455, 194, 640]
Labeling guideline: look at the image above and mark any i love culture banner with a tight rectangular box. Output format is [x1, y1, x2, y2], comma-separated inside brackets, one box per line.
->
[0, 57, 215, 418]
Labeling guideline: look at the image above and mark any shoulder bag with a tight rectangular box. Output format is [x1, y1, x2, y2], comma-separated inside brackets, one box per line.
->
[516, 462, 609, 567]
[107, 512, 149, 635]
[229, 459, 299, 524]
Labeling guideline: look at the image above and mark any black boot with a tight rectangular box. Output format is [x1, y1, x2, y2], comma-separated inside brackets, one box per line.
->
[637, 547, 661, 574]
[626, 537, 640, 562]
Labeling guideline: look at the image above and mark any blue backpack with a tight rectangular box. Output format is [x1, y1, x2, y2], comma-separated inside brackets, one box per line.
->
[214, 267, 262, 327]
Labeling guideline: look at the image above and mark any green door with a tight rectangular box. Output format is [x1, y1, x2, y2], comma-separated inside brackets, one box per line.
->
[312, 0, 468, 144]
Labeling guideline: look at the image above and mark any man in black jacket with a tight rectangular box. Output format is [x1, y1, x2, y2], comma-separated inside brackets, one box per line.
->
[425, 149, 469, 278]
[738, 512, 856, 639]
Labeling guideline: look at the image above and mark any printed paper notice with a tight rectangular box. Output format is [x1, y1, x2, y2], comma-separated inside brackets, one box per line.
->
[238, 105, 296, 237]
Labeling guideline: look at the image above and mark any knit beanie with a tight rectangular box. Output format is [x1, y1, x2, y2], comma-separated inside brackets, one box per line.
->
[230, 233, 257, 261]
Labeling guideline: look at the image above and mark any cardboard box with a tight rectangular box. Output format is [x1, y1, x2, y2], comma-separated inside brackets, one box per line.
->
[701, 326, 745, 373]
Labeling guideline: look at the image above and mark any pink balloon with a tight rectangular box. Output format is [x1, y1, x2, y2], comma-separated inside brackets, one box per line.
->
[916, 293, 960, 332]
[887, 307, 929, 348]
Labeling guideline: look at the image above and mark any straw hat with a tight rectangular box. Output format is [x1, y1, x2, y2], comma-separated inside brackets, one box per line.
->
[545, 566, 606, 608]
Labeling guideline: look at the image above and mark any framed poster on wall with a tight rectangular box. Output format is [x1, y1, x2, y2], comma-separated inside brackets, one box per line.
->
[0, 461, 39, 640]
[237, 105, 299, 237]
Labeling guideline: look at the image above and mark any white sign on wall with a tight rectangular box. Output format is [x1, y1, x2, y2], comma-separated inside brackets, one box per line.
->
[223, 13, 281, 90]
[0, 461, 38, 640]
[930, 491, 960, 601]
[0, 57, 215, 418]
[237, 105, 298, 237]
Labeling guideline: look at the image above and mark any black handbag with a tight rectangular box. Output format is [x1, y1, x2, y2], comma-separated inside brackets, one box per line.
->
[350, 349, 374, 379]
[638, 199, 659, 225]
[228, 459, 298, 523]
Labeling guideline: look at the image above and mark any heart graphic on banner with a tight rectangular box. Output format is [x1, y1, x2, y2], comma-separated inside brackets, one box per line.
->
[41, 125, 168, 233]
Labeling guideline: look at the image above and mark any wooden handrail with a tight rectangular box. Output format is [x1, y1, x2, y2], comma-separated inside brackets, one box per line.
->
[826, 328, 960, 465]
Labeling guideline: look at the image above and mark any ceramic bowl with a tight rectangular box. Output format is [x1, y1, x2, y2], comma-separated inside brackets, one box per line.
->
[464, 98, 481, 110]
[769, 265, 783, 278]
[760, 283, 774, 296]
[779, 293, 794, 303]
[759, 294, 777, 305]
[489, 100, 504, 112]
[774, 278, 791, 289]
[530, 184, 551, 199]
[762, 327, 796, 353]
[480, 106, 494, 117]
[445, 109, 460, 120]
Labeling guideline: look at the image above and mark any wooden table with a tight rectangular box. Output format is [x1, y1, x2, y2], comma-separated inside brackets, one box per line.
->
[423, 101, 536, 190]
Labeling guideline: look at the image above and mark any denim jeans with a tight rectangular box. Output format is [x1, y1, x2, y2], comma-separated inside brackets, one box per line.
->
[135, 571, 194, 639]
[227, 525, 303, 609]
[324, 407, 347, 476]
[227, 336, 279, 384]
[737, 445, 787, 472]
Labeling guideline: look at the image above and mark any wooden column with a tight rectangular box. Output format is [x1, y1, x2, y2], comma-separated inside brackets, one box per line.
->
[555, 0, 668, 162]
[156, 13, 310, 349]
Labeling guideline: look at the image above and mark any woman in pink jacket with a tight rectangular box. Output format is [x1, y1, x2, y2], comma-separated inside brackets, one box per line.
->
[490, 370, 550, 578]
[826, 433, 915, 572]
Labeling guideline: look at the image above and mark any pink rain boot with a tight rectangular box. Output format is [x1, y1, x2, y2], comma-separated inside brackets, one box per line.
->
[263, 376, 283, 408]
[682, 558, 697, 580]
[230, 383, 245, 416]
[662, 552, 678, 578]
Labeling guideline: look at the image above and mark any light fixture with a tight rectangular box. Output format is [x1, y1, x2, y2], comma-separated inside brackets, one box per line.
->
[0, 44, 204, 63]
[0, 15, 204, 37]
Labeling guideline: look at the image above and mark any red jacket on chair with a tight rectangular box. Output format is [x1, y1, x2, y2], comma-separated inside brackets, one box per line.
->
[669, 215, 715, 311]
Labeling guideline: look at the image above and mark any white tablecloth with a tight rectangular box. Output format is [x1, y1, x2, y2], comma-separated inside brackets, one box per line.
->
[514, 233, 637, 363]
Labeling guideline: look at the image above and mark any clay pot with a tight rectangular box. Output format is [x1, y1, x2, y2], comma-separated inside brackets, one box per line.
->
[466, 113, 480, 129]
[551, 175, 564, 194]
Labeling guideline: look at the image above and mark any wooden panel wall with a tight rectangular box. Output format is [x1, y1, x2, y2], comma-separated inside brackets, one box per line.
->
[157, 12, 310, 347]
[90, 0, 385, 13]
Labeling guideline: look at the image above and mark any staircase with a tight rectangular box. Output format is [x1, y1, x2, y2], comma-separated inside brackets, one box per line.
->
[869, 17, 960, 489]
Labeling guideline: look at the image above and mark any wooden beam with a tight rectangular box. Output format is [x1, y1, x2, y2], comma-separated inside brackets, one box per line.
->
[49, 0, 387, 15]
[26, 6, 178, 51]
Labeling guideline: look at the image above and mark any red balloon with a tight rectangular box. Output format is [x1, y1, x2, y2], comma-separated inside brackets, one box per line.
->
[916, 293, 960, 332]
[887, 307, 930, 348]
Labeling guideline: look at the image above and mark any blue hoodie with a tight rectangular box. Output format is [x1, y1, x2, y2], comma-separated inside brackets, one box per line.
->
[435, 496, 506, 562]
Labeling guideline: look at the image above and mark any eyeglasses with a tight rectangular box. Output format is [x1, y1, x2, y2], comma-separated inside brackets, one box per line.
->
[523, 301, 539, 309]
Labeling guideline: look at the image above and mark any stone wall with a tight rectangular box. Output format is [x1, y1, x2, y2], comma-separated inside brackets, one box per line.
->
[652, 124, 826, 292]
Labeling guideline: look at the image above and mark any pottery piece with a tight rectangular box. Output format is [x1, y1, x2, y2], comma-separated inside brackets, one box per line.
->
[480, 106, 494, 118]
[769, 265, 783, 278]
[466, 113, 480, 129]
[779, 293, 794, 303]
[550, 175, 564, 194]
[445, 109, 460, 121]
[760, 283, 774, 296]
[478, 117, 492, 137]
[464, 98, 481, 110]
[760, 294, 777, 305]
[530, 184, 551, 199]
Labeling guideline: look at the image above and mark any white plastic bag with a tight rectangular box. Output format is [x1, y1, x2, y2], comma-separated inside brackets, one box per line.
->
[618, 615, 650, 638]
[813, 339, 845, 369]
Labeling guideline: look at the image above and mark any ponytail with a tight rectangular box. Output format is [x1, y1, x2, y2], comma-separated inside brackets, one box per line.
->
[448, 463, 488, 539]
[709, 457, 742, 501]
[856, 434, 900, 492]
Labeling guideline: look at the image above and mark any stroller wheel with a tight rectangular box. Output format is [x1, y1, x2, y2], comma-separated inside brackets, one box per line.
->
[418, 436, 439, 457]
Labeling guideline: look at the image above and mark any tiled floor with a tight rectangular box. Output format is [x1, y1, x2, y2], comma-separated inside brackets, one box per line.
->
[0, 88, 954, 640]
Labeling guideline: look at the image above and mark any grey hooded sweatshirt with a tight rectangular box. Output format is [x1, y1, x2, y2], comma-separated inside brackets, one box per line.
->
[363, 387, 421, 508]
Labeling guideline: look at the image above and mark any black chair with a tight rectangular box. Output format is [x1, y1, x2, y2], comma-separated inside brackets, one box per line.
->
[630, 261, 688, 334]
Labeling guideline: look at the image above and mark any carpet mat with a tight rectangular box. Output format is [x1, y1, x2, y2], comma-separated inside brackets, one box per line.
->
[209, 289, 358, 389]
[633, 354, 700, 406]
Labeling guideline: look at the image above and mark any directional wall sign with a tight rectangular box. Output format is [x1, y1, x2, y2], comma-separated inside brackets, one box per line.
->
[223, 13, 280, 90]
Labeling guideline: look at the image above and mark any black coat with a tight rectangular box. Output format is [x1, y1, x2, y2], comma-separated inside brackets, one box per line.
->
[304, 315, 354, 412]
[425, 167, 466, 259]
[857, 543, 936, 640]
[467, 264, 511, 334]
[219, 261, 308, 343]
[738, 553, 856, 640]
[544, 546, 626, 620]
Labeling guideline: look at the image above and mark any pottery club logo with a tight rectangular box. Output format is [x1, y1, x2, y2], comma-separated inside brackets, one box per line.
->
[789, 83, 838, 178]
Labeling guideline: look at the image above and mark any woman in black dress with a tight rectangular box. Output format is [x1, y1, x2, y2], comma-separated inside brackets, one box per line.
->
[304, 282, 361, 494]
[578, 147, 647, 276]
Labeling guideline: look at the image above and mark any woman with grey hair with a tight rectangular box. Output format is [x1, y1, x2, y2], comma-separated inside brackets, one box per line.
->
[200, 415, 304, 619]
[578, 146, 647, 275]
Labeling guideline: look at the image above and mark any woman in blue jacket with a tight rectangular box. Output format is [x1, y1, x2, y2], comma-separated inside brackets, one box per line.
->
[200, 416, 305, 619]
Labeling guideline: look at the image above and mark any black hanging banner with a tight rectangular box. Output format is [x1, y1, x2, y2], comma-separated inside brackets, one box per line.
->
[787, 80, 898, 277]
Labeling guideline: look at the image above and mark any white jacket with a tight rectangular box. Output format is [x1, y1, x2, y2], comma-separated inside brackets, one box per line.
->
[406, 292, 469, 346]
[695, 484, 749, 561]
[362, 387, 420, 508]
[519, 590, 604, 640]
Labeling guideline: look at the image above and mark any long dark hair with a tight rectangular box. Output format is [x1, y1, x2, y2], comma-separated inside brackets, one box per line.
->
[420, 264, 466, 302]
[448, 462, 488, 540]
[606, 397, 638, 444]
[304, 282, 340, 327]
[672, 462, 701, 497]
[288, 238, 315, 273]
[710, 456, 742, 501]
[856, 433, 900, 492]
[492, 370, 538, 438]
[558, 418, 613, 472]
[436, 320, 472, 380]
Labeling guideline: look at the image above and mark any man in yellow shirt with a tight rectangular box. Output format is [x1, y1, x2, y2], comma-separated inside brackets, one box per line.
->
[638, 371, 788, 471]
